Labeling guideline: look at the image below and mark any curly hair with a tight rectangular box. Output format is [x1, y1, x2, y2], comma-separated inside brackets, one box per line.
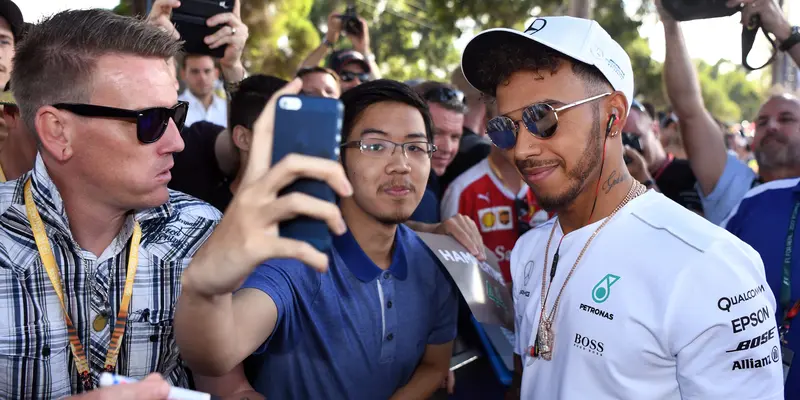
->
[469, 35, 611, 97]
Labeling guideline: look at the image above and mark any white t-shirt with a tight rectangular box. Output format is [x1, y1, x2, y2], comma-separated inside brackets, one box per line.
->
[178, 89, 228, 128]
[510, 190, 784, 400]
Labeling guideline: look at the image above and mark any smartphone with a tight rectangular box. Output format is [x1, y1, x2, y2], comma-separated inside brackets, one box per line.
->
[171, 0, 233, 58]
[273, 95, 344, 253]
[661, 0, 740, 22]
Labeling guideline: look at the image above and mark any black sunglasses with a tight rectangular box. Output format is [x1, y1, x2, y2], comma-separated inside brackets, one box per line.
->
[339, 71, 371, 83]
[423, 87, 466, 105]
[52, 101, 189, 144]
[485, 93, 611, 150]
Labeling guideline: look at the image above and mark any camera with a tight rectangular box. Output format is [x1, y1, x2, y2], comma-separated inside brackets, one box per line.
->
[339, 4, 364, 37]
[171, 0, 234, 58]
[661, 0, 741, 21]
[622, 132, 643, 165]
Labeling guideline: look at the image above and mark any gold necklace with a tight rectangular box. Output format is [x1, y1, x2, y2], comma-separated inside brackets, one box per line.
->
[532, 181, 647, 361]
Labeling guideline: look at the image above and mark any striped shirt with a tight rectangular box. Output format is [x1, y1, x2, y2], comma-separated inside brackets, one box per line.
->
[0, 154, 221, 399]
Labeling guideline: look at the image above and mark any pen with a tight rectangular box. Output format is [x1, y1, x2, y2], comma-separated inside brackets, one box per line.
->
[99, 373, 211, 400]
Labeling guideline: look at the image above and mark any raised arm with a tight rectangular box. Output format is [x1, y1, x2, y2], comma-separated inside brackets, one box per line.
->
[732, 0, 800, 69]
[298, 12, 342, 70]
[174, 79, 353, 375]
[657, 0, 727, 196]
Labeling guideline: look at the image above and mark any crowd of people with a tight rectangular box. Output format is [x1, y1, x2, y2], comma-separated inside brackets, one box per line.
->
[0, 0, 798, 398]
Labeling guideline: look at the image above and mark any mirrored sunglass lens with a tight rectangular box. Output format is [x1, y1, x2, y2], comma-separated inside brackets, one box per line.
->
[522, 104, 558, 138]
[341, 73, 355, 82]
[139, 108, 168, 143]
[486, 117, 517, 150]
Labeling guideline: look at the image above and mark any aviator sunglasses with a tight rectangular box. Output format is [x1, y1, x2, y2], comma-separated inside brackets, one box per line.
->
[339, 71, 371, 83]
[485, 92, 611, 150]
[52, 101, 189, 144]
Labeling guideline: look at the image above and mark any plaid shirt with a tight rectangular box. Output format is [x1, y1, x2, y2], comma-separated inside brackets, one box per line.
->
[0, 155, 221, 399]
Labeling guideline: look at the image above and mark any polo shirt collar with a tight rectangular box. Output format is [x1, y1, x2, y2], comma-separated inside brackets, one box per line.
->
[333, 225, 409, 282]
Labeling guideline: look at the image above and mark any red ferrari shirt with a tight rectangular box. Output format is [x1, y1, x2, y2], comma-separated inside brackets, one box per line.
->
[441, 158, 551, 282]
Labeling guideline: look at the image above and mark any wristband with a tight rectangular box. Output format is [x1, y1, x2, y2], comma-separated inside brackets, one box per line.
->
[779, 26, 800, 52]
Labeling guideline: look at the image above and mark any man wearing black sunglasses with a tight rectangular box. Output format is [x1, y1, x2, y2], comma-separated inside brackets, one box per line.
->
[462, 15, 781, 400]
[327, 49, 374, 92]
[0, 9, 225, 399]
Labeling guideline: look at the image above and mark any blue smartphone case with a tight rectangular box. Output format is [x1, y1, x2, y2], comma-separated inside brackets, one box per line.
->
[272, 95, 344, 253]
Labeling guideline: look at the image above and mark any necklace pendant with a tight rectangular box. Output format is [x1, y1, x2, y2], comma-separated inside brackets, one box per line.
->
[536, 320, 554, 360]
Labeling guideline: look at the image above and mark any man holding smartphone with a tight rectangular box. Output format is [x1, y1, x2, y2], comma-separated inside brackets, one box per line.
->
[148, 0, 248, 92]
[175, 80, 477, 399]
[299, 9, 381, 92]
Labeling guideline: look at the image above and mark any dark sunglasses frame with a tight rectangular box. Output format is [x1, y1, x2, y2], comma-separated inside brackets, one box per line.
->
[423, 87, 466, 105]
[486, 92, 611, 149]
[339, 71, 371, 83]
[52, 101, 189, 144]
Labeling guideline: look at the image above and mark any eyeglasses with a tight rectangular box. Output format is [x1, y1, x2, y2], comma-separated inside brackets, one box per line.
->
[485, 92, 612, 150]
[52, 101, 189, 144]
[424, 87, 466, 106]
[341, 137, 437, 160]
[339, 71, 371, 83]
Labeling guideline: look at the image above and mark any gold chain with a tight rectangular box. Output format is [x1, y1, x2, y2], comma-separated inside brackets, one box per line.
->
[538, 181, 647, 326]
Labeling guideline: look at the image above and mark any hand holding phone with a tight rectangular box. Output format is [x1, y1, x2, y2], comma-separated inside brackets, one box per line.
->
[171, 0, 236, 58]
[183, 79, 352, 297]
[272, 94, 345, 253]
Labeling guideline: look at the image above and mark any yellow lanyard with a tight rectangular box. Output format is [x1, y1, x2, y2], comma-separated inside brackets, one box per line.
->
[0, 163, 6, 183]
[24, 179, 141, 390]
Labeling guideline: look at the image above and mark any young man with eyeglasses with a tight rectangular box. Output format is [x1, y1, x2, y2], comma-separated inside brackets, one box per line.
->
[175, 80, 460, 399]
[462, 16, 782, 399]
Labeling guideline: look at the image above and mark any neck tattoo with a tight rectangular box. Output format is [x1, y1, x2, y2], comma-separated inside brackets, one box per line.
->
[601, 169, 625, 194]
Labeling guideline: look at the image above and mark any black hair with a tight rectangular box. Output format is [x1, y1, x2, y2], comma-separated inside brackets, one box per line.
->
[471, 35, 611, 97]
[412, 81, 468, 114]
[340, 79, 433, 143]
[229, 75, 288, 130]
[338, 79, 434, 167]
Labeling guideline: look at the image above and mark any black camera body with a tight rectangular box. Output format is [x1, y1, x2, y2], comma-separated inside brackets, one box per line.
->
[172, 0, 234, 58]
[622, 132, 644, 165]
[661, 0, 741, 21]
[339, 5, 364, 37]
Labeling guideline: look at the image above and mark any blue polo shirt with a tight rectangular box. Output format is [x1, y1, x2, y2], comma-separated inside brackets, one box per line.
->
[410, 173, 442, 224]
[723, 177, 800, 400]
[241, 224, 458, 399]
